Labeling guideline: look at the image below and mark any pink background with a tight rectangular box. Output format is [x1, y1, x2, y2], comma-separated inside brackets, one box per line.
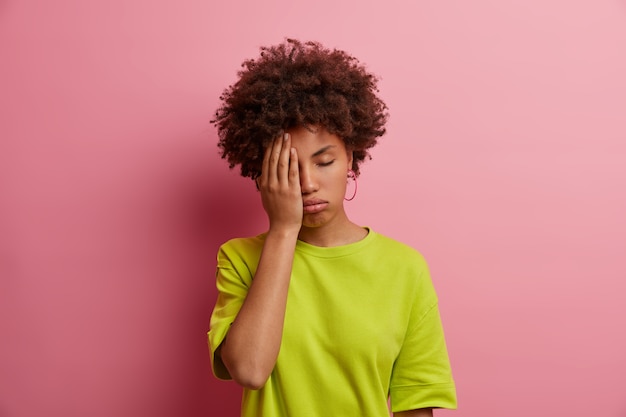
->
[1, 1, 625, 416]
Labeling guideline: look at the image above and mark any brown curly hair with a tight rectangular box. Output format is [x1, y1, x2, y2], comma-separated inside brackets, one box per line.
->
[211, 39, 389, 179]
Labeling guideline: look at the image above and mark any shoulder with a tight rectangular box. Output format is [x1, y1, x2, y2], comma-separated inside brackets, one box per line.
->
[220, 234, 265, 252]
[368, 230, 438, 304]
[217, 234, 266, 265]
[370, 230, 428, 266]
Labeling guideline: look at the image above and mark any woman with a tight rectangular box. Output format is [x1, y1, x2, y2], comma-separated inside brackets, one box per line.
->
[208, 39, 457, 417]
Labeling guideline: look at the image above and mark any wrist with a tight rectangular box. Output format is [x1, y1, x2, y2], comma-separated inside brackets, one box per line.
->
[266, 226, 300, 241]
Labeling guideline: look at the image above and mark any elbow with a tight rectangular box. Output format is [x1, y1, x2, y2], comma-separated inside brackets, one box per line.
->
[235, 373, 269, 391]
[221, 350, 271, 390]
[228, 364, 270, 390]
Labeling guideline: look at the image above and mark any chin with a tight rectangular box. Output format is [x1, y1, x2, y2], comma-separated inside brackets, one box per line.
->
[301, 221, 324, 229]
[301, 214, 328, 229]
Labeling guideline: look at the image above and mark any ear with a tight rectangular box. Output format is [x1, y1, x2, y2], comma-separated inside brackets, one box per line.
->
[346, 150, 354, 169]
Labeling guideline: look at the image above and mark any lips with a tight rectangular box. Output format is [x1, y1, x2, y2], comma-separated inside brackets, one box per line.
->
[303, 198, 329, 214]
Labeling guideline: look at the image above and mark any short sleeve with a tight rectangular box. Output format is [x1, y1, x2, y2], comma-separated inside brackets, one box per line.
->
[207, 243, 254, 380]
[389, 260, 457, 412]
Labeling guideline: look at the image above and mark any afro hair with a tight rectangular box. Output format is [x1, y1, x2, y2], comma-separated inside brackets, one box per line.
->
[211, 38, 389, 179]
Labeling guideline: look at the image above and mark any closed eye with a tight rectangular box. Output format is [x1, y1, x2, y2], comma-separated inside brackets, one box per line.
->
[317, 160, 335, 167]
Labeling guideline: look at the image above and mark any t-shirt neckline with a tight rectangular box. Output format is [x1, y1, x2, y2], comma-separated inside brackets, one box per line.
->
[293, 227, 376, 258]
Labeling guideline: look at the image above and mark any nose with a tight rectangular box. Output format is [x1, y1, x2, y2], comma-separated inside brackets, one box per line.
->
[299, 165, 318, 195]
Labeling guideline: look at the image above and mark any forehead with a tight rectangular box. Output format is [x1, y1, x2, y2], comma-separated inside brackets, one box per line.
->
[285, 126, 347, 154]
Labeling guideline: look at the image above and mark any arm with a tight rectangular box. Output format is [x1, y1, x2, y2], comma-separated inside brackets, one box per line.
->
[219, 133, 302, 390]
[395, 409, 433, 417]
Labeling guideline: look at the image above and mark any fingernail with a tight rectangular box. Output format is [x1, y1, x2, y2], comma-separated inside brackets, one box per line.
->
[284, 133, 289, 141]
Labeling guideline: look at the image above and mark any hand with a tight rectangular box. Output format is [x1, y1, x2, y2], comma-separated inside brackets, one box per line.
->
[257, 133, 302, 233]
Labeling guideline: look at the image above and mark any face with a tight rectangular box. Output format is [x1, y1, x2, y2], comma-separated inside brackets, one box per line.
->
[286, 125, 353, 230]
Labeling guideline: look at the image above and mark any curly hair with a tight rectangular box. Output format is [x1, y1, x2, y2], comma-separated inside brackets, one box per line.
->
[211, 39, 389, 179]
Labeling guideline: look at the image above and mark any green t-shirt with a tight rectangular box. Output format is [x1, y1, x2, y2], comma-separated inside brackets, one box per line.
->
[208, 229, 457, 416]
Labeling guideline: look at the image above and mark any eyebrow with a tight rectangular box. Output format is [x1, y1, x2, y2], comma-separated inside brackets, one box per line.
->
[311, 145, 336, 157]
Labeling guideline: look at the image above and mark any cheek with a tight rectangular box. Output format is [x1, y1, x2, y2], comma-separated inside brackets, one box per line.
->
[328, 170, 348, 192]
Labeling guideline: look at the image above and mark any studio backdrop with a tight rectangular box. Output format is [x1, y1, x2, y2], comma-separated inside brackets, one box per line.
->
[1, 1, 625, 416]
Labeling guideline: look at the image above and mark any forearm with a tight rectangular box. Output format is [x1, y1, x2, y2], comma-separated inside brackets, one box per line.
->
[220, 229, 298, 389]
[395, 409, 433, 417]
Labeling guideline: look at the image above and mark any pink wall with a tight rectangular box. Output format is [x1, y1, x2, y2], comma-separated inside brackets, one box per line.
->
[1, 1, 625, 416]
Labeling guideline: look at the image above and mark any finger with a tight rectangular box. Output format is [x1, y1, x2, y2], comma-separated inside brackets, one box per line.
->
[267, 134, 285, 184]
[261, 134, 282, 185]
[288, 146, 299, 187]
[260, 140, 272, 185]
[277, 133, 291, 184]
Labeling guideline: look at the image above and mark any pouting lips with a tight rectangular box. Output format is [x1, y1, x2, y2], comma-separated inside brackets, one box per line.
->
[303, 199, 328, 214]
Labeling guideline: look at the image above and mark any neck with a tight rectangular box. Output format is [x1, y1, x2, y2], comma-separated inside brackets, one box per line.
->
[298, 220, 368, 247]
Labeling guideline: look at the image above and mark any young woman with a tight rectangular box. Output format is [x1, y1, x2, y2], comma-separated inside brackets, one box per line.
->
[208, 39, 457, 417]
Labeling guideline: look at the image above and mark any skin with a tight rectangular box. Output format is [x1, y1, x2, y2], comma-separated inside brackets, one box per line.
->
[219, 126, 431, 415]
[396, 409, 433, 417]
